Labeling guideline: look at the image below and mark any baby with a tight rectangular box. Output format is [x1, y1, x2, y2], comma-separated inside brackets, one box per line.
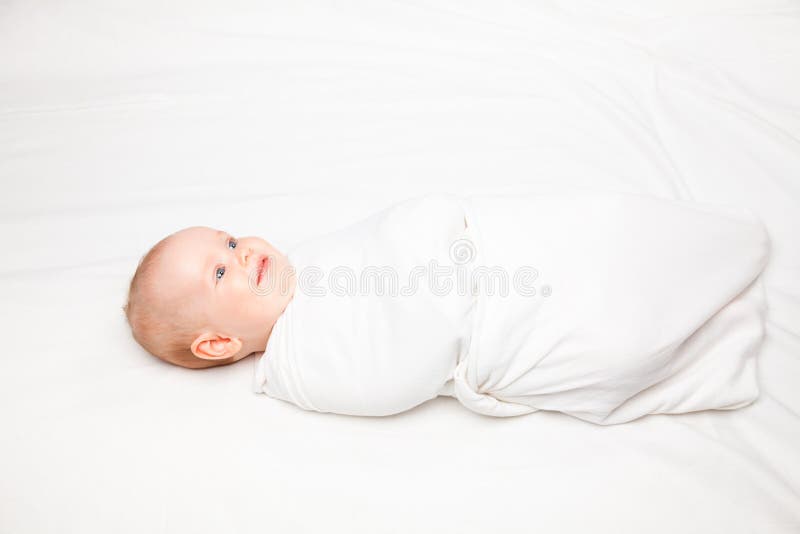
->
[124, 192, 769, 424]
[123, 227, 296, 369]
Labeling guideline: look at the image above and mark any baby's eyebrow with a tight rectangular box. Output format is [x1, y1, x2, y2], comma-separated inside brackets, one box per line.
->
[216, 230, 233, 251]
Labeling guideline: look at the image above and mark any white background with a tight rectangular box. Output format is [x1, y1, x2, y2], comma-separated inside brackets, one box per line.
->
[1, 1, 799, 532]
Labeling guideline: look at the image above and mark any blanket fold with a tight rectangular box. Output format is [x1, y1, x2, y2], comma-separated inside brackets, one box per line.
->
[454, 192, 769, 424]
[254, 195, 473, 416]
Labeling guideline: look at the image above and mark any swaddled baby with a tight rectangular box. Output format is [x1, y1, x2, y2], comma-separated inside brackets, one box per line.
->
[124, 192, 770, 425]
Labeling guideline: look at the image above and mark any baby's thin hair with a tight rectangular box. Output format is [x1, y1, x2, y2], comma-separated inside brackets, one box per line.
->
[123, 235, 213, 369]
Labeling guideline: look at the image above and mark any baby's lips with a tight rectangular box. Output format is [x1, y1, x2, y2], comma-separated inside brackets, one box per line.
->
[249, 255, 261, 284]
[255, 255, 269, 285]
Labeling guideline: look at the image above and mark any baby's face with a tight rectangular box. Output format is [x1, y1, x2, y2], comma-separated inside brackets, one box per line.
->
[156, 226, 295, 360]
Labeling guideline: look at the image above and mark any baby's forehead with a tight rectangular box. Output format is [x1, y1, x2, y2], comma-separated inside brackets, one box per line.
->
[162, 226, 225, 254]
[173, 225, 222, 242]
[152, 226, 223, 290]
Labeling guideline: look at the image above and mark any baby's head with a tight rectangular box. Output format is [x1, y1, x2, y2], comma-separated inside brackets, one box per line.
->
[123, 226, 295, 369]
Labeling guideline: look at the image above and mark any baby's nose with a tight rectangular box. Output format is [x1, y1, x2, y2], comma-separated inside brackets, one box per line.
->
[239, 247, 252, 268]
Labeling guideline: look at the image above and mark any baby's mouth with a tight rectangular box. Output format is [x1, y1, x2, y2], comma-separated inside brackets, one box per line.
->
[256, 255, 269, 285]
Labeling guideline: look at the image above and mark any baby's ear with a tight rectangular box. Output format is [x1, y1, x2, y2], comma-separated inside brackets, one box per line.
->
[190, 332, 243, 361]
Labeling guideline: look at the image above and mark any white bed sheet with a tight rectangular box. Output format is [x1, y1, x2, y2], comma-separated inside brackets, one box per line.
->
[1, 1, 799, 532]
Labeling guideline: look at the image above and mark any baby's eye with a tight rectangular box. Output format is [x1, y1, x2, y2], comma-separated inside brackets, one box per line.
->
[215, 266, 226, 281]
[227, 238, 237, 249]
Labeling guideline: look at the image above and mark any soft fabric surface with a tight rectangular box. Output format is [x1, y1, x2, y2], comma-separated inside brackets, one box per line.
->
[455, 191, 770, 422]
[257, 191, 769, 424]
[255, 194, 472, 416]
[1, 1, 799, 533]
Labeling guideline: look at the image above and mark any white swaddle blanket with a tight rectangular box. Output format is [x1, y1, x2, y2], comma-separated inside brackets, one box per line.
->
[253, 192, 770, 424]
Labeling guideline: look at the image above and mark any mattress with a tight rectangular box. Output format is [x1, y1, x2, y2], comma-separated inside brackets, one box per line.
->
[1, 1, 798, 532]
